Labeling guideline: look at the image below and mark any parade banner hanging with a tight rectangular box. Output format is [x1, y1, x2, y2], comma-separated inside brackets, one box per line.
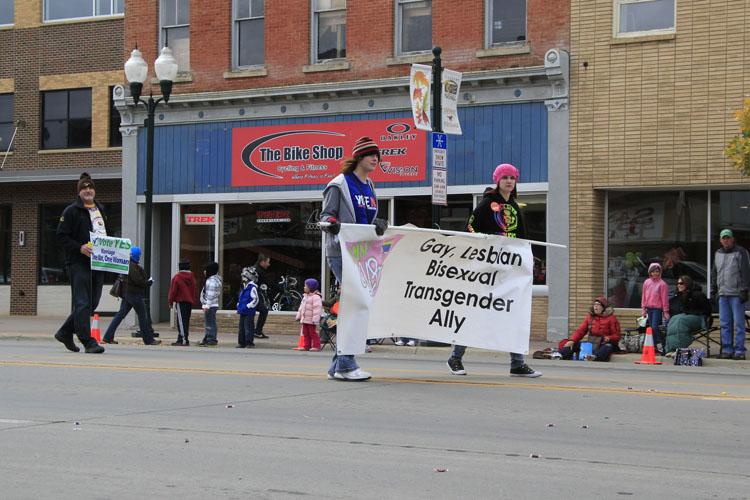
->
[231, 120, 427, 187]
[441, 69, 463, 135]
[89, 233, 132, 274]
[335, 224, 534, 355]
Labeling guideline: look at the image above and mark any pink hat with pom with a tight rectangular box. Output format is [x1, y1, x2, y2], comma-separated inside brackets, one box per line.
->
[492, 163, 519, 184]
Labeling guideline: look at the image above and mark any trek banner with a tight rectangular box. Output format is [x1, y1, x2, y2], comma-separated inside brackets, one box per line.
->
[231, 119, 427, 187]
[89, 233, 132, 274]
[335, 224, 533, 355]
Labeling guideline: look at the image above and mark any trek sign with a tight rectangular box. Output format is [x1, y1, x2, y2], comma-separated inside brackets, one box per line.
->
[231, 119, 427, 186]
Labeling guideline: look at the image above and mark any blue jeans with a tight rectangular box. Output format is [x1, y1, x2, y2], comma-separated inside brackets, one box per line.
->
[645, 307, 664, 346]
[450, 345, 526, 369]
[56, 261, 104, 346]
[718, 295, 746, 355]
[327, 255, 359, 375]
[203, 307, 218, 343]
[103, 293, 155, 343]
[237, 313, 255, 346]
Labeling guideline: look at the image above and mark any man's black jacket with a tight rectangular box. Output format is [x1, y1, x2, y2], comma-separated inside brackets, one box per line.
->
[56, 197, 108, 266]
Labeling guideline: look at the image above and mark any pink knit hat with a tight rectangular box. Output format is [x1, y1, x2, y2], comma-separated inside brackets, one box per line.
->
[492, 163, 519, 184]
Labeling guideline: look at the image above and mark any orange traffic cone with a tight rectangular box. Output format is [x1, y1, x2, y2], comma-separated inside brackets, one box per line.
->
[292, 326, 305, 350]
[91, 313, 102, 343]
[634, 326, 662, 365]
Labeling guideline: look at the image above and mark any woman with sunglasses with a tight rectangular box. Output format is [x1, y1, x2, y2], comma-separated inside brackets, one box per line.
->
[665, 275, 712, 353]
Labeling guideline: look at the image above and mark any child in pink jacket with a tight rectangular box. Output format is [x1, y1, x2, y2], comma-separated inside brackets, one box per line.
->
[641, 262, 670, 353]
[295, 278, 323, 351]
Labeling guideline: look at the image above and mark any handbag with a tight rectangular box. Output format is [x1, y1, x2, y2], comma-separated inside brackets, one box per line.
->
[109, 276, 124, 298]
[620, 331, 645, 353]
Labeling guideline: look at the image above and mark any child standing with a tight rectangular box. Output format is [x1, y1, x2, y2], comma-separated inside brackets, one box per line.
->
[641, 262, 670, 353]
[168, 259, 197, 346]
[236, 267, 259, 348]
[199, 262, 222, 347]
[295, 278, 323, 351]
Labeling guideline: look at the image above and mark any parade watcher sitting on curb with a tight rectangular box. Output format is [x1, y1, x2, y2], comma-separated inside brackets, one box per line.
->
[558, 296, 621, 362]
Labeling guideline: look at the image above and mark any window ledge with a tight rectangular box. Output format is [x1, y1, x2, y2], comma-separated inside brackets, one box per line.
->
[42, 14, 124, 26]
[150, 71, 193, 84]
[38, 147, 118, 154]
[386, 53, 433, 66]
[476, 42, 531, 58]
[223, 67, 268, 79]
[0, 151, 13, 156]
[0, 24, 13, 30]
[611, 32, 676, 45]
[302, 60, 351, 73]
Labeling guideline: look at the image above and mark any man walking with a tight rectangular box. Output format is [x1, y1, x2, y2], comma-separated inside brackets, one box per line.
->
[711, 229, 749, 360]
[53, 173, 106, 354]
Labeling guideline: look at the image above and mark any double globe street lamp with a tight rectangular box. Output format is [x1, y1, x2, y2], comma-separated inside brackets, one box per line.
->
[123, 47, 178, 311]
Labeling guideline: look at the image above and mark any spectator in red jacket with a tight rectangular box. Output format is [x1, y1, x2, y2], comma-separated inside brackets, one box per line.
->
[558, 296, 621, 362]
[168, 259, 197, 346]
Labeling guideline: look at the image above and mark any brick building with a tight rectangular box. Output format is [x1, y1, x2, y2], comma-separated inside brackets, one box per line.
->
[0, 0, 125, 315]
[570, 0, 750, 324]
[116, 0, 571, 339]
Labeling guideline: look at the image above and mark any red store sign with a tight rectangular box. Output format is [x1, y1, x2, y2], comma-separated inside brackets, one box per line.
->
[184, 214, 216, 225]
[231, 119, 427, 187]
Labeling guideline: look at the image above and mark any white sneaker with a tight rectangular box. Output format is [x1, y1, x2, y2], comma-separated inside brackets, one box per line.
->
[394, 340, 405, 346]
[335, 368, 371, 381]
[406, 340, 417, 347]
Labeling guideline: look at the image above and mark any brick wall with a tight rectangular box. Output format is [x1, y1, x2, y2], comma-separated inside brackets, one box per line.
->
[125, 0, 570, 95]
[569, 0, 750, 321]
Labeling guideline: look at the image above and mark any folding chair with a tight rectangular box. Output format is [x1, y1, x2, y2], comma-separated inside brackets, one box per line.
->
[320, 313, 337, 352]
[691, 313, 721, 357]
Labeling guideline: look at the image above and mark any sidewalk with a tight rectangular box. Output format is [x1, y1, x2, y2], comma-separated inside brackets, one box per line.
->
[1, 315, 747, 369]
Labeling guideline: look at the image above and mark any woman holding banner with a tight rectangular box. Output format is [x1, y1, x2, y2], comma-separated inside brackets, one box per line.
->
[446, 163, 542, 378]
[320, 136, 388, 381]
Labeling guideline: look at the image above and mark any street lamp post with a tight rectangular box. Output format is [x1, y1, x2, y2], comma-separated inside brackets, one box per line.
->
[124, 47, 178, 312]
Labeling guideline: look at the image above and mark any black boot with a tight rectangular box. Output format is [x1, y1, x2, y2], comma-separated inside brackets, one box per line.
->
[54, 331, 80, 352]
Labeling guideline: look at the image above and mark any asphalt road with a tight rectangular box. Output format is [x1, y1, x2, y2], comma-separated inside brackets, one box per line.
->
[1, 340, 749, 500]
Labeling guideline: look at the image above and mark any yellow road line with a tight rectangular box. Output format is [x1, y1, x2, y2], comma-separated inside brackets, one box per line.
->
[2, 360, 749, 401]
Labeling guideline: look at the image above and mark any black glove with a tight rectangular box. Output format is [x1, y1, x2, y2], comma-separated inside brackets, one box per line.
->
[740, 290, 748, 303]
[373, 218, 388, 236]
[327, 218, 341, 235]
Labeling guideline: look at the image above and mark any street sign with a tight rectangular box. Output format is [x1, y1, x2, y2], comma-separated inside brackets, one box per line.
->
[431, 132, 447, 206]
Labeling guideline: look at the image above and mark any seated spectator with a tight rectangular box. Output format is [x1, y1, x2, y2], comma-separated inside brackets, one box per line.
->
[558, 296, 621, 362]
[665, 275, 712, 353]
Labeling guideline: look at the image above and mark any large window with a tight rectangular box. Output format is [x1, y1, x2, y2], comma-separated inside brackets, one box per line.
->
[710, 191, 750, 260]
[108, 86, 121, 147]
[161, 0, 190, 72]
[0, 205, 10, 284]
[615, 0, 675, 36]
[44, 0, 124, 21]
[41, 89, 92, 150]
[487, 0, 526, 45]
[0, 0, 13, 25]
[396, 0, 432, 55]
[39, 202, 121, 285]
[0, 94, 13, 152]
[220, 202, 323, 310]
[234, 0, 264, 68]
[607, 191, 709, 308]
[313, 0, 346, 62]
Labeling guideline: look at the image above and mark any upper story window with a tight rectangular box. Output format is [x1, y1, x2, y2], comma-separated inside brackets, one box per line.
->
[161, 0, 190, 72]
[41, 89, 92, 150]
[396, 0, 432, 55]
[234, 0, 264, 68]
[0, 0, 13, 25]
[0, 94, 13, 152]
[486, 0, 526, 46]
[312, 0, 346, 62]
[615, 0, 675, 36]
[108, 86, 122, 147]
[44, 0, 124, 22]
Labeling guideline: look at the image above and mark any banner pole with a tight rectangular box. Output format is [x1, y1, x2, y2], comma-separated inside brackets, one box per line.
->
[319, 222, 567, 249]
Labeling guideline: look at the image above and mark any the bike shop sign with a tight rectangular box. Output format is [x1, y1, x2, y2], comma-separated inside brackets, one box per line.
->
[231, 119, 427, 187]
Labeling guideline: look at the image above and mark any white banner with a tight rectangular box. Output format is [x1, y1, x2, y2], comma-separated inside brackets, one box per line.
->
[90, 232, 132, 274]
[410, 64, 432, 131]
[336, 224, 533, 355]
[441, 68, 462, 135]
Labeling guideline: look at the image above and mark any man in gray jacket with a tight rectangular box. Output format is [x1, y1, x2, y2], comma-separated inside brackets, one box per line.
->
[711, 229, 750, 360]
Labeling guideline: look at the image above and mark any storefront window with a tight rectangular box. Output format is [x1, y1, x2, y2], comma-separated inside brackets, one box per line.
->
[0, 205, 10, 284]
[710, 190, 750, 256]
[39, 202, 121, 284]
[220, 202, 322, 310]
[519, 195, 547, 285]
[607, 191, 709, 308]
[179, 205, 216, 306]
